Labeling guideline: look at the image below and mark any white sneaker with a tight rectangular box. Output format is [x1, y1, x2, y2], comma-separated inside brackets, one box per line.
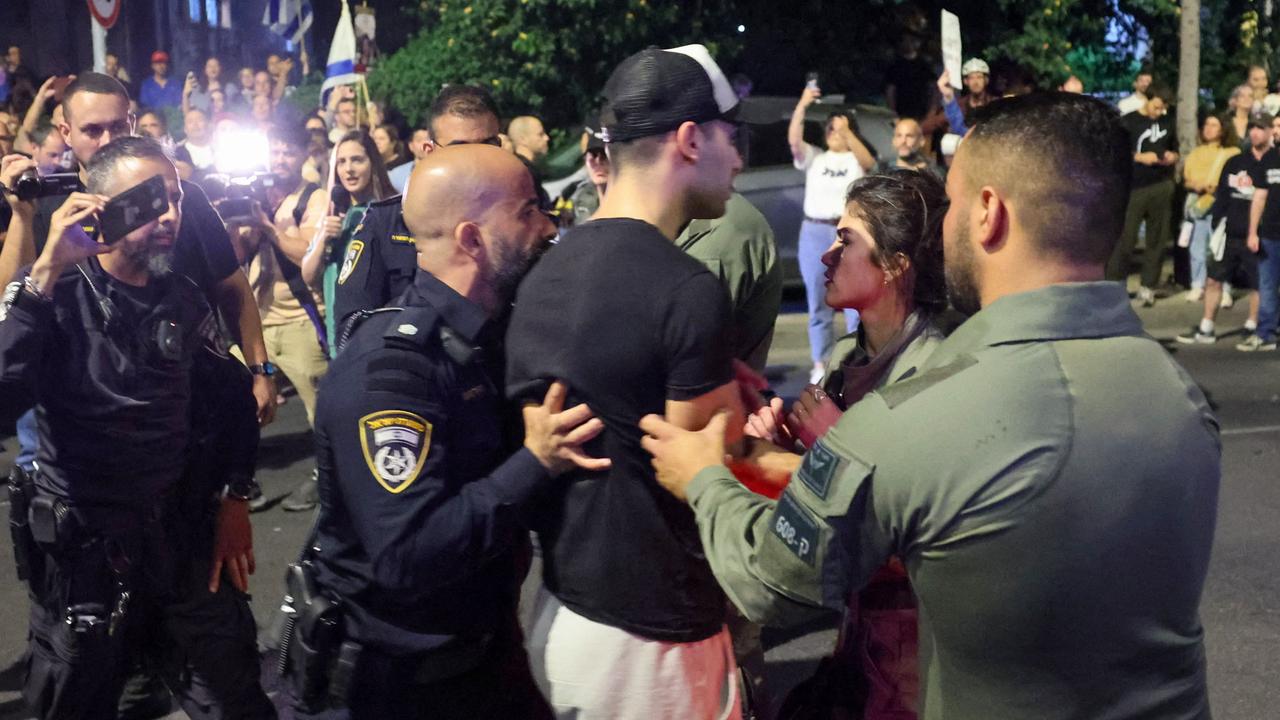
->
[1137, 286, 1156, 307]
[1185, 287, 1204, 302]
[1220, 292, 1235, 309]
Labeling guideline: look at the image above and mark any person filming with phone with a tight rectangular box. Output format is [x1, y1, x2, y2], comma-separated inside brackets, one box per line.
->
[0, 136, 275, 719]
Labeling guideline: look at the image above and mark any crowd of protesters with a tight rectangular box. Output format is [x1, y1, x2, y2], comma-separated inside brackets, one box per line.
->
[0, 28, 1244, 720]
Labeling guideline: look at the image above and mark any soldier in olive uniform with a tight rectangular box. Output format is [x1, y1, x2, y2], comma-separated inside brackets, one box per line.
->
[641, 93, 1220, 720]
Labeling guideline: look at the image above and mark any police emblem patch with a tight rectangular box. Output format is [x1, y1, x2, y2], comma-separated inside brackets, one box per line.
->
[337, 240, 365, 285]
[359, 410, 433, 493]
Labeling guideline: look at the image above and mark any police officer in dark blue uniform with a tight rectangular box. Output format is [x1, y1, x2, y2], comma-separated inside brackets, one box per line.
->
[291, 145, 607, 719]
[0, 138, 274, 720]
[330, 195, 415, 337]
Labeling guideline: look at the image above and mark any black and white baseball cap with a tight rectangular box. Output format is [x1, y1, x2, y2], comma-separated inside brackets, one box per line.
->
[600, 44, 739, 144]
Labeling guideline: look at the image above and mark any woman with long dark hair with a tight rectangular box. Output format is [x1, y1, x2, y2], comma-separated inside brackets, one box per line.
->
[302, 129, 394, 351]
[747, 168, 948, 720]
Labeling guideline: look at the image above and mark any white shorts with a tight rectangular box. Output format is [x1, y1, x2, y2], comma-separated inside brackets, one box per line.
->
[527, 585, 742, 720]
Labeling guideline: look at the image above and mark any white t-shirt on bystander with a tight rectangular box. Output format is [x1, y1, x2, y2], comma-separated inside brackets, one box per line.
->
[796, 143, 864, 220]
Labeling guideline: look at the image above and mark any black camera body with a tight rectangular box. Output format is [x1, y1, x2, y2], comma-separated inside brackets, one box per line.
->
[203, 172, 277, 225]
[14, 170, 81, 201]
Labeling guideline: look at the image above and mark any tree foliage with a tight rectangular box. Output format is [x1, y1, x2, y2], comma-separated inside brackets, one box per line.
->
[368, 0, 745, 128]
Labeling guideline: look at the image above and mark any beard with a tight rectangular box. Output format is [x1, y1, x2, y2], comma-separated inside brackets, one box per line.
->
[490, 234, 548, 306]
[944, 222, 982, 317]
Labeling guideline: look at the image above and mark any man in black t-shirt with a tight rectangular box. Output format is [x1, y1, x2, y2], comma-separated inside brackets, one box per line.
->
[1178, 116, 1272, 345]
[1108, 88, 1180, 305]
[506, 44, 746, 718]
[1241, 115, 1280, 350]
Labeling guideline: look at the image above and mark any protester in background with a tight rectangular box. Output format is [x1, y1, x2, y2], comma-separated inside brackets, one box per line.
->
[1117, 69, 1153, 115]
[874, 118, 944, 177]
[302, 129, 394, 346]
[28, 125, 67, 175]
[1108, 87, 1179, 305]
[387, 122, 432, 193]
[883, 34, 934, 121]
[1247, 65, 1280, 116]
[136, 109, 170, 144]
[327, 89, 359, 143]
[568, 115, 608, 225]
[103, 52, 132, 94]
[13, 75, 65, 155]
[1238, 112, 1280, 351]
[177, 108, 214, 176]
[1181, 114, 1240, 303]
[789, 82, 876, 384]
[187, 56, 238, 115]
[139, 50, 182, 110]
[250, 93, 274, 128]
[509, 115, 550, 164]
[1177, 114, 1270, 345]
[302, 114, 331, 185]
[1227, 84, 1253, 149]
[371, 123, 409, 169]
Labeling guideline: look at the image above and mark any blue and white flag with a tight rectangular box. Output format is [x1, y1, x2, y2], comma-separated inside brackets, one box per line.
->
[262, 0, 313, 45]
[321, 1, 361, 96]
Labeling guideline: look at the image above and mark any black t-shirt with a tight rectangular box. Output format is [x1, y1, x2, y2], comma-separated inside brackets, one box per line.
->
[1122, 112, 1178, 188]
[505, 218, 734, 642]
[32, 179, 238, 300]
[1251, 147, 1280, 239]
[1210, 150, 1274, 238]
[884, 54, 936, 120]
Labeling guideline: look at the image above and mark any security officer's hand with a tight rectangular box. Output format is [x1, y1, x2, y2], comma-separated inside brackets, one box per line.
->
[31, 192, 110, 286]
[522, 380, 612, 476]
[640, 409, 732, 502]
[209, 496, 255, 594]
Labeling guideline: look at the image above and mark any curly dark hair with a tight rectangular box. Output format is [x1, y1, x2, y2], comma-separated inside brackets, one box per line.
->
[843, 168, 948, 315]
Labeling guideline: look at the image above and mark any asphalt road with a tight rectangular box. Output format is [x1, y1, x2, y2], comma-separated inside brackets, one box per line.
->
[0, 292, 1277, 719]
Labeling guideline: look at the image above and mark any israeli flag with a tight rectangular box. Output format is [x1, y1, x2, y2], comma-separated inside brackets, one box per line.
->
[261, 0, 313, 45]
[321, 0, 361, 96]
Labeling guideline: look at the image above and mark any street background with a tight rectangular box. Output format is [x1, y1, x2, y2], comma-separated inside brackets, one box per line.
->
[0, 291, 1277, 719]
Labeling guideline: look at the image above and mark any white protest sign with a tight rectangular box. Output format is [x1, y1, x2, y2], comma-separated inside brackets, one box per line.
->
[942, 10, 962, 89]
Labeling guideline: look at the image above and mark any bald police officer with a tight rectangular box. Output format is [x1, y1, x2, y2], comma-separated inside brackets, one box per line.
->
[300, 145, 607, 719]
[641, 93, 1220, 720]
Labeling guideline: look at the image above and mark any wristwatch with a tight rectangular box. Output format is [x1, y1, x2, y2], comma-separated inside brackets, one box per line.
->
[248, 362, 278, 377]
[224, 475, 260, 502]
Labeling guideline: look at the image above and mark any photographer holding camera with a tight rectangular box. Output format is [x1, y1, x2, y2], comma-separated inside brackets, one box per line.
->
[222, 122, 329, 511]
[0, 136, 275, 720]
[1, 74, 278, 422]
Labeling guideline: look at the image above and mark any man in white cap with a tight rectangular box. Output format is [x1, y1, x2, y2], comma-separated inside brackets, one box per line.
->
[506, 43, 745, 719]
[937, 57, 995, 135]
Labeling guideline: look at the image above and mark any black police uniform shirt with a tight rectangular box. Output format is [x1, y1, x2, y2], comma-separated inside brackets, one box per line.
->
[505, 218, 734, 643]
[0, 257, 213, 506]
[1121, 111, 1178, 188]
[32, 180, 239, 300]
[1209, 149, 1275, 238]
[311, 270, 549, 656]
[330, 196, 417, 332]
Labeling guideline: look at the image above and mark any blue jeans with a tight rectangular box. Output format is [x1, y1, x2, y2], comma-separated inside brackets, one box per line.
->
[1257, 237, 1280, 341]
[15, 408, 37, 471]
[799, 220, 859, 365]
[1189, 217, 1211, 290]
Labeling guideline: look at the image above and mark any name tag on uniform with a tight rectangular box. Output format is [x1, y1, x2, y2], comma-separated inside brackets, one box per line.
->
[771, 491, 820, 566]
[390, 233, 414, 244]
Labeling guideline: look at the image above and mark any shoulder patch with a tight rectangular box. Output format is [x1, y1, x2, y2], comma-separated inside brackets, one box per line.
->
[771, 491, 821, 566]
[877, 354, 978, 409]
[337, 240, 365, 285]
[797, 441, 841, 500]
[359, 410, 433, 493]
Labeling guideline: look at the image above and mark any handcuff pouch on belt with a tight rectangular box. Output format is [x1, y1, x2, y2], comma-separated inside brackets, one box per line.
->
[278, 560, 359, 711]
[7, 465, 36, 581]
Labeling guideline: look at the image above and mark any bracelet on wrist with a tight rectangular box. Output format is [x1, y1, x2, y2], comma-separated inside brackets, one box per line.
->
[23, 274, 51, 302]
